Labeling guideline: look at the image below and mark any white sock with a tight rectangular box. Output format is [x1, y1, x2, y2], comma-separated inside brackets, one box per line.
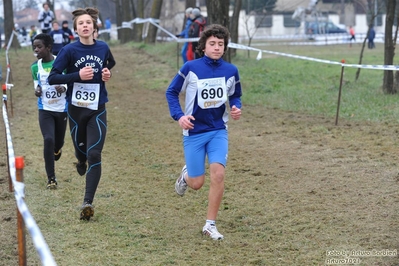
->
[206, 220, 215, 226]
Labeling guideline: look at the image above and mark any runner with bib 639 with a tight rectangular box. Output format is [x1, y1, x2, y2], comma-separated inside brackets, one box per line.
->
[48, 7, 114, 221]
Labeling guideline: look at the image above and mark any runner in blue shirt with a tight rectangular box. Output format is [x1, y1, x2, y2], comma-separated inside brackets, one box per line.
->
[166, 24, 242, 240]
[48, 7, 114, 221]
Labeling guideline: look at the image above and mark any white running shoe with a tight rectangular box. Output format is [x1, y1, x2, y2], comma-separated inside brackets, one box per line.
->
[175, 165, 188, 196]
[202, 224, 224, 240]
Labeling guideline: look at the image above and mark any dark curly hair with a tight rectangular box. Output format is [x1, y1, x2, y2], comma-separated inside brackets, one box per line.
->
[196, 24, 230, 58]
[72, 7, 99, 31]
[33, 33, 53, 48]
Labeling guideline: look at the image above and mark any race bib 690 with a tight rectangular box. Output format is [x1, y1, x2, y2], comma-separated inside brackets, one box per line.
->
[197, 77, 227, 109]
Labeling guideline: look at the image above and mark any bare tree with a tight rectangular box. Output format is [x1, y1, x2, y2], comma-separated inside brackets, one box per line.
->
[205, 0, 229, 26]
[186, 0, 195, 8]
[145, 0, 163, 43]
[354, 0, 381, 81]
[230, 0, 242, 58]
[241, 11, 267, 58]
[132, 0, 144, 42]
[47, 0, 56, 21]
[205, 0, 230, 61]
[117, 0, 133, 43]
[4, 0, 20, 49]
[383, 0, 397, 93]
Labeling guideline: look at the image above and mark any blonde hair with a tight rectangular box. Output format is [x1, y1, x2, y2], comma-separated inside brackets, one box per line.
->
[72, 7, 99, 31]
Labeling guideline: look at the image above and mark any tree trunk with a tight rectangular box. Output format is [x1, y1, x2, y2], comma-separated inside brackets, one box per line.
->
[339, 0, 345, 24]
[205, 0, 229, 26]
[146, 0, 163, 44]
[205, 0, 230, 62]
[115, 0, 122, 36]
[355, 10, 377, 81]
[383, 0, 396, 94]
[118, 0, 134, 44]
[186, 0, 196, 8]
[354, 27, 370, 81]
[132, 0, 144, 42]
[48, 0, 56, 21]
[3, 0, 20, 49]
[230, 0, 242, 58]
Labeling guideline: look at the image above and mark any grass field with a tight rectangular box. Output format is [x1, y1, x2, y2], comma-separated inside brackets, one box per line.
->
[1, 40, 399, 265]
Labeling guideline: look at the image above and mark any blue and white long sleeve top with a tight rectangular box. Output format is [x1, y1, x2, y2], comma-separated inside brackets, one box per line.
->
[166, 55, 242, 136]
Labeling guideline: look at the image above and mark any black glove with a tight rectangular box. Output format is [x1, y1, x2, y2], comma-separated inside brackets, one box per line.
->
[175, 34, 180, 38]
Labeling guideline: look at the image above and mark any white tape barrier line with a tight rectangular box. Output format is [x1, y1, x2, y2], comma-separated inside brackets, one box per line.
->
[228, 42, 399, 70]
[116, 18, 398, 71]
[5, 31, 17, 87]
[2, 102, 57, 266]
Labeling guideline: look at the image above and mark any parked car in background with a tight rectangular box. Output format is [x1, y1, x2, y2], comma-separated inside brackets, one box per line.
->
[306, 21, 348, 34]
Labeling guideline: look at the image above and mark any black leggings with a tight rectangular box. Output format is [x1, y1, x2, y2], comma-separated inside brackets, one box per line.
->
[68, 104, 107, 203]
[38, 110, 67, 179]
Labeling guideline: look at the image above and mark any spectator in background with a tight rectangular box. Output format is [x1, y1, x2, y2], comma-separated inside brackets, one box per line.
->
[176, 7, 193, 64]
[97, 18, 103, 29]
[368, 25, 376, 49]
[188, 8, 206, 59]
[14, 23, 20, 34]
[38, 2, 55, 34]
[105, 17, 111, 30]
[62, 20, 74, 45]
[21, 26, 28, 43]
[30, 25, 38, 49]
[49, 21, 64, 55]
[104, 17, 112, 41]
[348, 25, 355, 47]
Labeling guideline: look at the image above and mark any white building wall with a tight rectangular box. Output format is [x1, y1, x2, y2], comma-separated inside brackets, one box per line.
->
[236, 12, 385, 40]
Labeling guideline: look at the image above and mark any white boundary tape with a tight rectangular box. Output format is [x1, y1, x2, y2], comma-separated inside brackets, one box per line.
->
[115, 18, 397, 71]
[2, 100, 57, 265]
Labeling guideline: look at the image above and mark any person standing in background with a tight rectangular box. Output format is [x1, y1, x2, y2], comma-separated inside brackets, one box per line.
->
[38, 2, 55, 34]
[29, 25, 38, 49]
[188, 8, 206, 59]
[349, 25, 355, 47]
[368, 25, 376, 49]
[49, 21, 64, 55]
[176, 7, 193, 64]
[62, 20, 75, 45]
[104, 17, 112, 41]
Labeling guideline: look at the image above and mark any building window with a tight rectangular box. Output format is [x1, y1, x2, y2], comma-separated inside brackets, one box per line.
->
[255, 15, 272, 28]
[284, 14, 301, 28]
[367, 14, 383, 26]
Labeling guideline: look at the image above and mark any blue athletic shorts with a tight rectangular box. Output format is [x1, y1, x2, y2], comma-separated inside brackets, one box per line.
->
[183, 129, 228, 177]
